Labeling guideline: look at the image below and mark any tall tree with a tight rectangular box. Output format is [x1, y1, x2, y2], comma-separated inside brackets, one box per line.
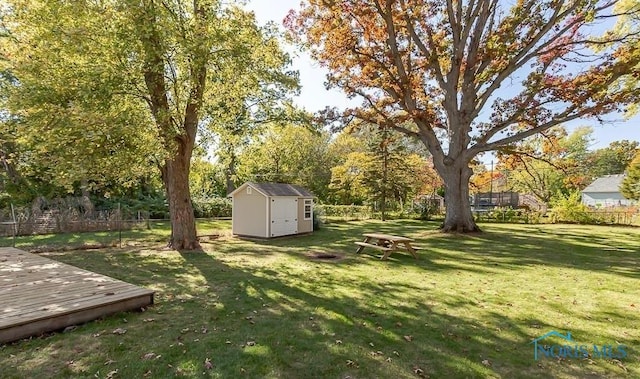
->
[205, 22, 304, 195]
[585, 140, 640, 178]
[361, 126, 422, 220]
[237, 124, 333, 200]
[329, 151, 370, 205]
[0, 2, 162, 201]
[328, 126, 429, 214]
[608, 0, 640, 116]
[620, 152, 640, 200]
[287, 0, 640, 232]
[498, 126, 593, 203]
[2, 1, 295, 249]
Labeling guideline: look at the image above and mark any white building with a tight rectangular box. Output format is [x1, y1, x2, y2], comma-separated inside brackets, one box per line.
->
[581, 174, 634, 207]
[229, 182, 314, 238]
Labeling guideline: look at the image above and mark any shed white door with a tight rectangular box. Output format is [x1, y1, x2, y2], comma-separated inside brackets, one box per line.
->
[270, 198, 298, 237]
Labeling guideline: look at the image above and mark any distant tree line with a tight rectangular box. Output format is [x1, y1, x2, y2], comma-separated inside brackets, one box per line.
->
[471, 126, 640, 206]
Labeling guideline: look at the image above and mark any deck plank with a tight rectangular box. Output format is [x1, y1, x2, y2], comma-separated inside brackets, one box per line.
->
[0, 248, 154, 344]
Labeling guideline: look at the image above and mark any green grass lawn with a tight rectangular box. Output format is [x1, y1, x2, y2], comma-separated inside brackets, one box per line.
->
[0, 219, 231, 252]
[1, 220, 639, 378]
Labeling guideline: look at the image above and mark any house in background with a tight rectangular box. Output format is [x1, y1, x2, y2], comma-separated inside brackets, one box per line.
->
[581, 174, 634, 207]
[229, 182, 314, 238]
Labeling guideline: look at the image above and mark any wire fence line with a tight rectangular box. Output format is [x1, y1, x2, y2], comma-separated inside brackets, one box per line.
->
[0, 203, 152, 238]
[0, 199, 637, 251]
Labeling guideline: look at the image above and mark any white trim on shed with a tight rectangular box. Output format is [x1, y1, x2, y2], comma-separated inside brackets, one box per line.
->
[229, 182, 314, 238]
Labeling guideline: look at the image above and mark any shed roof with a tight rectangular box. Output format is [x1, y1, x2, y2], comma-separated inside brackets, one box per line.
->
[582, 174, 625, 193]
[230, 182, 314, 197]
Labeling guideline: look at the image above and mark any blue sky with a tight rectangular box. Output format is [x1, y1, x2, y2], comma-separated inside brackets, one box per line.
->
[244, 0, 640, 151]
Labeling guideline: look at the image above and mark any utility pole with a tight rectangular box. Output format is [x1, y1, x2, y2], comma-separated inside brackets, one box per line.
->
[489, 160, 494, 207]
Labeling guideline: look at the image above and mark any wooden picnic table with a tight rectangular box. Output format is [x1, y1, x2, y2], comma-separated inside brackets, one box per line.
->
[354, 233, 419, 260]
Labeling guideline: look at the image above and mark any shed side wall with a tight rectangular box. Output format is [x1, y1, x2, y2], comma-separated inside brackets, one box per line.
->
[233, 189, 268, 238]
[298, 198, 313, 233]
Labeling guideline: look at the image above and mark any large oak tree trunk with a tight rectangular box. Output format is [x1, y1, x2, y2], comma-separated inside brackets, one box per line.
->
[439, 163, 480, 233]
[225, 152, 237, 195]
[136, 0, 207, 250]
[162, 144, 200, 250]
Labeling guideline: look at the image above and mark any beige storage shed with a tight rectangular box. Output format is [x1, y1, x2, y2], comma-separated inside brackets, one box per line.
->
[229, 182, 314, 238]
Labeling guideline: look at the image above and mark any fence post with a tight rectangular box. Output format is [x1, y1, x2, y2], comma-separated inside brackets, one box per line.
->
[10, 203, 17, 247]
[118, 202, 122, 248]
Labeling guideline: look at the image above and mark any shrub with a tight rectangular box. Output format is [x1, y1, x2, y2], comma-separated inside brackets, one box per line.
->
[312, 209, 322, 230]
[414, 199, 439, 221]
[315, 205, 372, 221]
[93, 193, 169, 219]
[549, 191, 595, 224]
[191, 196, 232, 218]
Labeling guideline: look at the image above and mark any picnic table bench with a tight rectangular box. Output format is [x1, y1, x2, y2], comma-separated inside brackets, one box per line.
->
[355, 233, 419, 260]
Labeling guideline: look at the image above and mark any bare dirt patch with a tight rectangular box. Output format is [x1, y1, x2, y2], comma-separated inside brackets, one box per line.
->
[306, 251, 345, 262]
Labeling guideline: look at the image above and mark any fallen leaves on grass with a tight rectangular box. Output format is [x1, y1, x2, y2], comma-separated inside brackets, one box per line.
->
[112, 328, 127, 335]
[106, 369, 118, 379]
[204, 358, 213, 370]
[482, 359, 491, 367]
[142, 353, 156, 360]
[413, 366, 427, 377]
[613, 359, 627, 372]
[404, 335, 413, 342]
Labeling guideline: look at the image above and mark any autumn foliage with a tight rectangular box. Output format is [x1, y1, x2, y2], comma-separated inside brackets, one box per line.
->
[286, 0, 640, 232]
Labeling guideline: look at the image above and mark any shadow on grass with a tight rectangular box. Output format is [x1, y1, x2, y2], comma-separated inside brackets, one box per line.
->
[2, 220, 638, 378]
[414, 224, 640, 279]
[173, 250, 524, 378]
[222, 220, 640, 280]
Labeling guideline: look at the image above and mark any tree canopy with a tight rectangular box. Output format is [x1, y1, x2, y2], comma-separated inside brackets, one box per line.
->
[1, 0, 298, 249]
[287, 0, 640, 232]
[497, 126, 593, 203]
[621, 151, 640, 200]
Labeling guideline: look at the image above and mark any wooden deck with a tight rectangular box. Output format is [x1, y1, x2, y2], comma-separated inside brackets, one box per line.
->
[0, 247, 154, 344]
